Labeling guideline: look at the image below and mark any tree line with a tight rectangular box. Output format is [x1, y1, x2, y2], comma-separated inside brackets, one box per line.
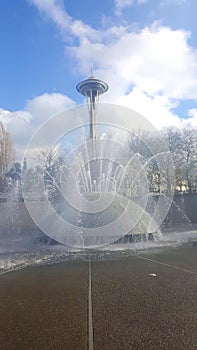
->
[0, 120, 196, 196]
[128, 127, 197, 194]
[0, 121, 15, 192]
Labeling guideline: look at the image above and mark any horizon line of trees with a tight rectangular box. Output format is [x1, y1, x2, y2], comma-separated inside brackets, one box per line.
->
[128, 126, 197, 195]
[0, 120, 196, 196]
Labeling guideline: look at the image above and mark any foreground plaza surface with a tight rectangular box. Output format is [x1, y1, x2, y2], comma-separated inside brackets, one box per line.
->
[0, 245, 196, 350]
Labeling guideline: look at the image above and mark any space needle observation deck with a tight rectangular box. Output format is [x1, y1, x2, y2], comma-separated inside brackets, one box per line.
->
[76, 76, 109, 140]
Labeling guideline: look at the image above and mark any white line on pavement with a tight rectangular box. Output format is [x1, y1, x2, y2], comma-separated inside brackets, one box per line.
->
[88, 260, 94, 350]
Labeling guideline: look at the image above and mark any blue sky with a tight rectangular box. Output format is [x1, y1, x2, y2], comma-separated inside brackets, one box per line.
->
[1, 0, 197, 159]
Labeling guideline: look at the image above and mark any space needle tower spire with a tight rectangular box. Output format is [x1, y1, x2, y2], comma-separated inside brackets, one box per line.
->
[76, 75, 109, 140]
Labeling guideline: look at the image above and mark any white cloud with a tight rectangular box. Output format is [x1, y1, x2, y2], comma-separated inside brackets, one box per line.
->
[29, 0, 99, 42]
[2, 0, 197, 166]
[0, 109, 33, 162]
[23, 1, 197, 134]
[31, 2, 197, 99]
[69, 24, 197, 100]
[0, 109, 31, 127]
[117, 87, 182, 129]
[0, 93, 75, 161]
[26, 92, 75, 122]
[160, 0, 187, 7]
[115, 0, 147, 15]
[115, 0, 134, 15]
[187, 109, 197, 127]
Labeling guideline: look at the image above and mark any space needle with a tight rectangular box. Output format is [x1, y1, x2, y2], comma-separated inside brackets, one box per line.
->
[76, 76, 109, 140]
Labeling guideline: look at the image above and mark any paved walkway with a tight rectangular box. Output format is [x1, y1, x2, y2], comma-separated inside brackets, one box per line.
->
[92, 254, 197, 350]
[0, 262, 88, 350]
[0, 247, 197, 350]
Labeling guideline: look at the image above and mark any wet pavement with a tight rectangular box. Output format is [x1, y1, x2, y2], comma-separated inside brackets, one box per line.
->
[0, 245, 196, 350]
[0, 262, 88, 350]
[92, 251, 197, 350]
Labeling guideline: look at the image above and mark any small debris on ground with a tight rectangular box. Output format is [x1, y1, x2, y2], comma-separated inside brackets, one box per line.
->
[148, 273, 157, 277]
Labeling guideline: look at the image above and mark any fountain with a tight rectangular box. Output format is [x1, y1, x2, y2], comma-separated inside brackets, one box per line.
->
[0, 77, 196, 275]
[21, 76, 181, 249]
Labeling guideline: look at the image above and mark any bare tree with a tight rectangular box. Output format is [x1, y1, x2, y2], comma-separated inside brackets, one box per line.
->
[161, 127, 197, 193]
[181, 127, 197, 193]
[128, 130, 175, 195]
[0, 122, 15, 191]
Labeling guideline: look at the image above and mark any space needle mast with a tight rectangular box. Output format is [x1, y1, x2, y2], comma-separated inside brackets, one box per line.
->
[76, 76, 109, 140]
